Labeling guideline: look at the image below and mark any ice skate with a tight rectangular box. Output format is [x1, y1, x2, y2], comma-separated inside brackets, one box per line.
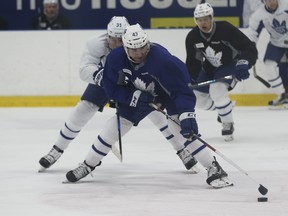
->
[206, 157, 233, 188]
[222, 122, 234, 142]
[268, 93, 288, 110]
[65, 161, 101, 183]
[177, 148, 200, 174]
[38, 145, 64, 172]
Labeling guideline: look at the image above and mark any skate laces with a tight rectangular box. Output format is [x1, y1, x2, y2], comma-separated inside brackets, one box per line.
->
[222, 122, 233, 131]
[208, 157, 226, 177]
[72, 163, 94, 179]
[178, 149, 193, 163]
[45, 147, 62, 163]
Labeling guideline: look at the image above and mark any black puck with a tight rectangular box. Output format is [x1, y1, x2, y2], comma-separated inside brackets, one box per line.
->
[257, 197, 268, 202]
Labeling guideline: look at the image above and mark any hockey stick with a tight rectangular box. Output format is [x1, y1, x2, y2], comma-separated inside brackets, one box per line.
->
[149, 103, 268, 195]
[111, 145, 122, 161]
[115, 102, 123, 162]
[190, 75, 233, 89]
[253, 66, 271, 88]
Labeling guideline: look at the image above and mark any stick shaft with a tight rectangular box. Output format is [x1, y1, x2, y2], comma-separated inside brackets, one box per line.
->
[190, 75, 233, 89]
[115, 103, 123, 162]
[150, 103, 268, 194]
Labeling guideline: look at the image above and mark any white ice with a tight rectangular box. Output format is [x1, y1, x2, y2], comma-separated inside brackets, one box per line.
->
[0, 107, 287, 216]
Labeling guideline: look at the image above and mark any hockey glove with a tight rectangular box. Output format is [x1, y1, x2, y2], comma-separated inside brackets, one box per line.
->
[93, 64, 104, 86]
[234, 59, 250, 81]
[129, 90, 155, 108]
[179, 112, 198, 139]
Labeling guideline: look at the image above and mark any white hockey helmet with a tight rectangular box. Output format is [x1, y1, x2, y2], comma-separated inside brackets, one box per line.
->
[194, 3, 214, 19]
[122, 23, 149, 49]
[43, 0, 58, 4]
[107, 16, 130, 38]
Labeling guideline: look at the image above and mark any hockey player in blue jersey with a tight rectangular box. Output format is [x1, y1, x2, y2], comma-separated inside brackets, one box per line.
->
[65, 24, 233, 189]
[38, 17, 199, 173]
[247, 0, 288, 108]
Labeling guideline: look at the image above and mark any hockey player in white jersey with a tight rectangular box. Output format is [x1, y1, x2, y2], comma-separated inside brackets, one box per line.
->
[242, 0, 262, 28]
[247, 0, 288, 108]
[65, 24, 233, 189]
[185, 3, 258, 141]
[38, 16, 198, 173]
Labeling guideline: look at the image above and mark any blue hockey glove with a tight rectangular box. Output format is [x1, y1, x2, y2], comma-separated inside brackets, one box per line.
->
[179, 112, 198, 139]
[129, 90, 155, 108]
[93, 63, 104, 86]
[234, 59, 250, 81]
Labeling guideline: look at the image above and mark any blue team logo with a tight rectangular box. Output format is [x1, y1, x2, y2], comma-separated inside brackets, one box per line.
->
[272, 19, 287, 34]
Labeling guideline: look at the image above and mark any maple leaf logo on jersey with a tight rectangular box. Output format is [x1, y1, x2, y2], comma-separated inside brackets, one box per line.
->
[203, 46, 223, 67]
[133, 77, 155, 95]
[272, 19, 287, 34]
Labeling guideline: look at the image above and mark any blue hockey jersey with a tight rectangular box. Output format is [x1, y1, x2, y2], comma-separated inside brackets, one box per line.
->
[103, 43, 196, 116]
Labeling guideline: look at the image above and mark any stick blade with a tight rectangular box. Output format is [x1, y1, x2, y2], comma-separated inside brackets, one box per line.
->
[111, 145, 123, 162]
[258, 184, 268, 195]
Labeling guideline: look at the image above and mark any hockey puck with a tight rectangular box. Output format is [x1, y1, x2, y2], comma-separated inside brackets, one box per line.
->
[257, 197, 268, 202]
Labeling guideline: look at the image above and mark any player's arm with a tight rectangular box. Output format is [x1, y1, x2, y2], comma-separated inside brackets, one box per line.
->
[158, 56, 197, 113]
[245, 9, 264, 43]
[103, 53, 154, 108]
[185, 31, 203, 81]
[158, 56, 198, 138]
[79, 36, 106, 85]
[226, 22, 258, 67]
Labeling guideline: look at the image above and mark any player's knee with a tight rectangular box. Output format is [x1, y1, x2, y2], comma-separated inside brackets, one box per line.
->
[78, 100, 99, 112]
[194, 90, 213, 110]
[209, 83, 229, 102]
[264, 60, 279, 79]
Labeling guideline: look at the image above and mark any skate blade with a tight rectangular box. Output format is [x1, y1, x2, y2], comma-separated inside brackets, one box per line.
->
[188, 165, 201, 174]
[224, 135, 234, 142]
[268, 104, 288, 110]
[38, 166, 47, 173]
[62, 180, 74, 184]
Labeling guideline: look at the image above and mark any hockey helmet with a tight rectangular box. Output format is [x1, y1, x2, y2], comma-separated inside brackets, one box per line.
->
[194, 3, 214, 19]
[107, 16, 130, 38]
[122, 24, 149, 49]
[261, 0, 279, 3]
[122, 24, 150, 63]
[43, 0, 58, 4]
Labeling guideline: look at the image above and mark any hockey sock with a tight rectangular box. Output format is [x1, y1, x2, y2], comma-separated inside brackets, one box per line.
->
[210, 82, 233, 123]
[265, 60, 285, 95]
[55, 100, 99, 150]
[85, 115, 133, 167]
[147, 111, 184, 151]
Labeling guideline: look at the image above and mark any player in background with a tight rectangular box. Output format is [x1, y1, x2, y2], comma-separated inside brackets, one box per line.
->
[185, 3, 258, 141]
[242, 0, 262, 28]
[38, 17, 198, 173]
[32, 0, 71, 30]
[246, 0, 288, 108]
[65, 24, 233, 189]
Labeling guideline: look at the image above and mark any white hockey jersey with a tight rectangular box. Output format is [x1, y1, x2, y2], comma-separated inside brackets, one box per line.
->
[242, 0, 262, 27]
[79, 33, 110, 84]
[247, 0, 288, 48]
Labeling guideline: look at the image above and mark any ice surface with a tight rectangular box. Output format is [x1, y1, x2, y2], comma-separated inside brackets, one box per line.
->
[0, 107, 287, 216]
